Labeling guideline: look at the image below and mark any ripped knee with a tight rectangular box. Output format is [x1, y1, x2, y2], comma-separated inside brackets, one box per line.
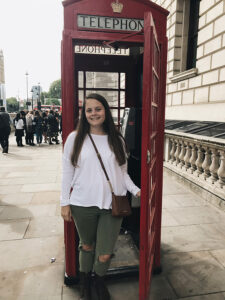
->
[81, 244, 93, 252]
[99, 254, 111, 263]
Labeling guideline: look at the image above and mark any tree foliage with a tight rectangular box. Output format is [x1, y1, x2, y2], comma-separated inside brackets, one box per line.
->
[45, 98, 60, 105]
[6, 97, 19, 112]
[48, 79, 61, 99]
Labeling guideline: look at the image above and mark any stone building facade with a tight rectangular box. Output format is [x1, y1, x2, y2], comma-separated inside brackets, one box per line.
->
[151, 0, 225, 122]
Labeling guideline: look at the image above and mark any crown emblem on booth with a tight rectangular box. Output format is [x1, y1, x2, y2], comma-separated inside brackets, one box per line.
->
[111, 0, 123, 13]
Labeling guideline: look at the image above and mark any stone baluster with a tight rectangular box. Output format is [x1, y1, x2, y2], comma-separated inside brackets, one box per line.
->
[183, 141, 191, 171]
[174, 139, 181, 166]
[209, 148, 220, 184]
[201, 146, 211, 180]
[217, 150, 225, 188]
[189, 143, 198, 174]
[195, 144, 204, 177]
[178, 139, 186, 168]
[169, 138, 176, 164]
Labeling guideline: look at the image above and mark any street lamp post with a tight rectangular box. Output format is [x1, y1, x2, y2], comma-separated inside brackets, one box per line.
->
[25, 71, 29, 109]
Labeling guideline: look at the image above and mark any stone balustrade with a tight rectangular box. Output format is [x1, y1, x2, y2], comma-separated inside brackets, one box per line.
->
[164, 130, 225, 202]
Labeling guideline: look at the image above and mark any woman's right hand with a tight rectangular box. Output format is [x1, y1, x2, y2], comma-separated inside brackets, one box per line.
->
[61, 205, 72, 222]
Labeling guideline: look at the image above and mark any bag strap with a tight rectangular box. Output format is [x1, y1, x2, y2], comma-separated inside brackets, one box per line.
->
[88, 133, 114, 194]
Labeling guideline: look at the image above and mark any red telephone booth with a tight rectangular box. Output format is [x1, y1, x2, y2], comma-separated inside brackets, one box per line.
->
[61, 1, 168, 299]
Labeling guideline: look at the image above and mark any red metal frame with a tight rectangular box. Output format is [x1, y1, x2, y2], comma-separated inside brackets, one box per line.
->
[61, 1, 168, 298]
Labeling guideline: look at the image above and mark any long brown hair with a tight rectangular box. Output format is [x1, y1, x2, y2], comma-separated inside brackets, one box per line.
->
[71, 93, 127, 166]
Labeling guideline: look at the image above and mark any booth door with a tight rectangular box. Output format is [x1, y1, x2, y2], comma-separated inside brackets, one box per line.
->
[139, 12, 161, 300]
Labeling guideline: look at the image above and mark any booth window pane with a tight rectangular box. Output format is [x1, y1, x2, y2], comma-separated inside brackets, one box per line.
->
[78, 90, 84, 107]
[78, 71, 84, 88]
[120, 73, 126, 89]
[88, 90, 119, 107]
[110, 109, 119, 125]
[86, 72, 119, 89]
[120, 91, 125, 107]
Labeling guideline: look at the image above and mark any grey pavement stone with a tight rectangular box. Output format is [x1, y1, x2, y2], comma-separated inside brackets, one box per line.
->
[167, 205, 225, 225]
[0, 264, 64, 300]
[163, 193, 206, 208]
[0, 192, 33, 205]
[21, 183, 60, 192]
[0, 236, 64, 272]
[31, 191, 60, 204]
[162, 209, 180, 227]
[210, 249, 225, 268]
[161, 251, 225, 298]
[163, 181, 190, 195]
[0, 219, 29, 241]
[0, 185, 22, 194]
[150, 276, 177, 299]
[6, 171, 39, 178]
[162, 223, 225, 253]
[179, 293, 225, 300]
[0, 204, 56, 220]
[3, 176, 57, 185]
[25, 216, 64, 238]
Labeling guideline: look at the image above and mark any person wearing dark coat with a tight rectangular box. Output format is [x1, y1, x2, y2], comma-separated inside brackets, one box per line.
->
[47, 110, 59, 144]
[0, 106, 11, 154]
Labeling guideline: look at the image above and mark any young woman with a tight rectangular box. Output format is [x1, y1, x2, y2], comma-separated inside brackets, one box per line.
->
[60, 93, 141, 300]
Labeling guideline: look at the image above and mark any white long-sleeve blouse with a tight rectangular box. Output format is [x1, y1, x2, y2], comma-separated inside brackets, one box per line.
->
[60, 131, 140, 209]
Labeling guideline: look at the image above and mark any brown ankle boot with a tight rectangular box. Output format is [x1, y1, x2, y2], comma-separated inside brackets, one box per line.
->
[94, 273, 110, 300]
[79, 272, 92, 300]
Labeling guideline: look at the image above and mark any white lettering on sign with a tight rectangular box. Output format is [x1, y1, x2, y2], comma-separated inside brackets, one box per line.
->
[75, 45, 129, 56]
[77, 14, 144, 32]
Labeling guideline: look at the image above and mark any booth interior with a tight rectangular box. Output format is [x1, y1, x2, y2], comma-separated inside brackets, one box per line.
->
[75, 42, 144, 276]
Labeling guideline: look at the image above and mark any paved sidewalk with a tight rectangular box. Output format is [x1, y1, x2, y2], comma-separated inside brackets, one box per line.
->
[0, 134, 225, 300]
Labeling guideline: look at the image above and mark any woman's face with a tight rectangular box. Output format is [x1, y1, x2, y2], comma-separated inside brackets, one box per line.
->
[85, 98, 106, 128]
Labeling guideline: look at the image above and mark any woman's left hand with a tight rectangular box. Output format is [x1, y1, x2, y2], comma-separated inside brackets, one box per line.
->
[136, 190, 141, 197]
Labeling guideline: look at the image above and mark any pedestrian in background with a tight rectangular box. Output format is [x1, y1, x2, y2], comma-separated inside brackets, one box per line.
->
[20, 111, 28, 145]
[60, 93, 141, 300]
[47, 110, 59, 144]
[14, 112, 24, 147]
[42, 111, 48, 143]
[26, 111, 35, 146]
[33, 110, 43, 146]
[0, 106, 11, 154]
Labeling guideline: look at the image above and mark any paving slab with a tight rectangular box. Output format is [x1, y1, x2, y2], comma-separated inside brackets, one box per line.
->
[163, 193, 206, 208]
[31, 191, 61, 204]
[162, 223, 225, 253]
[162, 209, 180, 227]
[0, 219, 29, 241]
[0, 184, 22, 194]
[210, 249, 225, 268]
[0, 236, 64, 272]
[21, 183, 60, 193]
[0, 193, 33, 205]
[167, 205, 225, 225]
[161, 251, 225, 298]
[0, 264, 64, 300]
[0, 204, 56, 220]
[25, 216, 64, 238]
[179, 293, 225, 300]
[150, 275, 177, 299]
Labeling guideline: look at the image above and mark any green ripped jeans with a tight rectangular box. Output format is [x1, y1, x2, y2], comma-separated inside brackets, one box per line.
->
[70, 205, 123, 276]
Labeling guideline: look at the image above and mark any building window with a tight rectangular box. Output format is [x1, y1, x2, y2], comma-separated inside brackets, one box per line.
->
[170, 0, 200, 81]
[186, 0, 200, 70]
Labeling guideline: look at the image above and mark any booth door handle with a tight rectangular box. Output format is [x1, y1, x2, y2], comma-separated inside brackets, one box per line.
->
[147, 150, 150, 164]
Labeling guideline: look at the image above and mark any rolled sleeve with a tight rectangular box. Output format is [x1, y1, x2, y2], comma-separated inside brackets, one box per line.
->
[121, 163, 140, 196]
